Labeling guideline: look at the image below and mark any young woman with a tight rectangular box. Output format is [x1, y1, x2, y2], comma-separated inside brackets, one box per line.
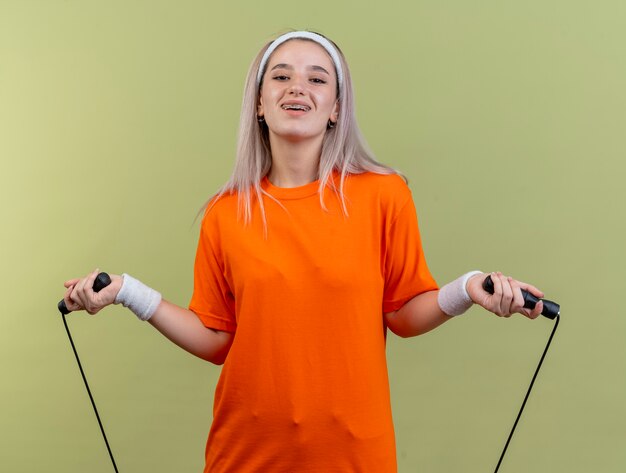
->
[63, 31, 544, 472]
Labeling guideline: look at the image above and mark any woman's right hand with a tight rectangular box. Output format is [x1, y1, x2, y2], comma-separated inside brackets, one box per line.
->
[63, 269, 123, 315]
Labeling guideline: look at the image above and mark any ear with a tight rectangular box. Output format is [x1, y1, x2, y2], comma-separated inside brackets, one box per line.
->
[257, 95, 264, 118]
[330, 99, 340, 122]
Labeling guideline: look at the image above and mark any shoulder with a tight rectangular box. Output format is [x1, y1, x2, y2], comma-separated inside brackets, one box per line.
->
[344, 171, 413, 206]
[346, 171, 409, 191]
[200, 190, 240, 233]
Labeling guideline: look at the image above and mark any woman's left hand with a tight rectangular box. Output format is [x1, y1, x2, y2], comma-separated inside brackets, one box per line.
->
[466, 271, 544, 319]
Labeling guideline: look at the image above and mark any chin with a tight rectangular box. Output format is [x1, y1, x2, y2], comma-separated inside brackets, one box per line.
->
[270, 124, 326, 142]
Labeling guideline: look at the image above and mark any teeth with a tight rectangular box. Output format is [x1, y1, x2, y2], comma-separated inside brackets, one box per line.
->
[282, 104, 310, 111]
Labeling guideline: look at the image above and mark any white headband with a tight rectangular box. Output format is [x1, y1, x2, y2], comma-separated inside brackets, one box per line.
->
[256, 31, 344, 90]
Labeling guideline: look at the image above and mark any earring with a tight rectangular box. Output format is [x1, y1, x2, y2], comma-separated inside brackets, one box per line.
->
[257, 115, 265, 123]
[327, 120, 336, 129]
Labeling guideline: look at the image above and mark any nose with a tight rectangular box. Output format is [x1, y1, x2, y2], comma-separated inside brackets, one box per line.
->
[288, 75, 305, 95]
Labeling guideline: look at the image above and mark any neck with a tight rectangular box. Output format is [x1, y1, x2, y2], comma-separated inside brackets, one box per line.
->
[267, 134, 324, 187]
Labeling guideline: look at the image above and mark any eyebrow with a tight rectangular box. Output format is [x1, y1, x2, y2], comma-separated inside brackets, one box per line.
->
[270, 63, 330, 75]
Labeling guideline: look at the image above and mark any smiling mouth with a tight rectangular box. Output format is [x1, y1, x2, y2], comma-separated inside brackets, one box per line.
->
[281, 104, 311, 112]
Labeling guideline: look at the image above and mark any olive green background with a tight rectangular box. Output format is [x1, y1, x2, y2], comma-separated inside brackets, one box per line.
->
[1, 1, 624, 472]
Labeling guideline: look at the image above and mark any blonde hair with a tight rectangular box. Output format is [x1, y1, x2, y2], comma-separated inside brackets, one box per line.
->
[205, 31, 402, 226]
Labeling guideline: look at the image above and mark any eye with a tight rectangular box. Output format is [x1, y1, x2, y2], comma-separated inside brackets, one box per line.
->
[310, 78, 327, 84]
[272, 75, 289, 81]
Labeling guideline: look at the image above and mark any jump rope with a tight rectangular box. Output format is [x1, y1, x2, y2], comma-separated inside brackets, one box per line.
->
[58, 272, 560, 472]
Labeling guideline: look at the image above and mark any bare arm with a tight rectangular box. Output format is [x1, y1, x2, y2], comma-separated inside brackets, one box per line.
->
[384, 290, 450, 338]
[64, 270, 234, 365]
[148, 299, 233, 365]
[384, 272, 545, 338]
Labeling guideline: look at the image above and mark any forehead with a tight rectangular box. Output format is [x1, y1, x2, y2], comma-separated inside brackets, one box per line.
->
[267, 39, 335, 72]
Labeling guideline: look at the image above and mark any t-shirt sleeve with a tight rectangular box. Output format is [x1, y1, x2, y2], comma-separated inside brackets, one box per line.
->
[188, 210, 237, 333]
[382, 188, 438, 313]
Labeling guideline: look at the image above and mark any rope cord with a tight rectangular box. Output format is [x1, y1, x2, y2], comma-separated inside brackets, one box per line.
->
[493, 314, 560, 472]
[59, 300, 558, 473]
[62, 313, 120, 473]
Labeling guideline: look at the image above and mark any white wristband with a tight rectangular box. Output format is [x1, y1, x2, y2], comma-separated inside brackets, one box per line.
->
[114, 273, 162, 321]
[437, 271, 483, 316]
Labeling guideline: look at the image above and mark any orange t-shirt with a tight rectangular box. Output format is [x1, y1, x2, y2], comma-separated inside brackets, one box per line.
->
[189, 171, 438, 472]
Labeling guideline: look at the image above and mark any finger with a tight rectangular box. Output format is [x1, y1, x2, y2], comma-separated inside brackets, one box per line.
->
[64, 286, 81, 311]
[75, 274, 88, 295]
[509, 278, 526, 314]
[494, 272, 514, 316]
[528, 301, 543, 319]
[74, 277, 89, 307]
[82, 269, 100, 313]
[500, 276, 515, 315]
[75, 269, 99, 308]
[85, 268, 100, 291]
[68, 285, 84, 310]
[64, 278, 80, 288]
[76, 268, 99, 294]
[490, 272, 502, 314]
[518, 281, 544, 299]
[490, 272, 509, 317]
[520, 301, 543, 319]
